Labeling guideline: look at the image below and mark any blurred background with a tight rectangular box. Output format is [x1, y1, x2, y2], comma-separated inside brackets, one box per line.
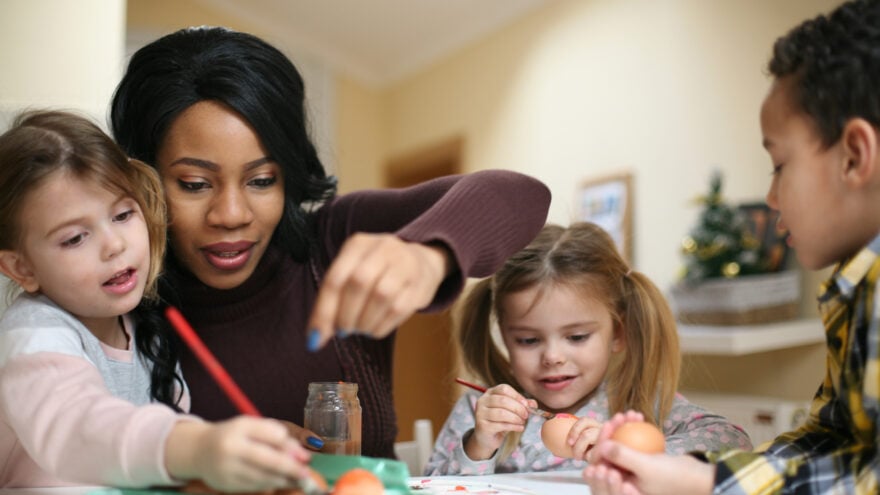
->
[1, 0, 841, 447]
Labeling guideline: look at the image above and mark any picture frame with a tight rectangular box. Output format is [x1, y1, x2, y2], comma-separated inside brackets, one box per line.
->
[577, 172, 633, 261]
[737, 202, 790, 272]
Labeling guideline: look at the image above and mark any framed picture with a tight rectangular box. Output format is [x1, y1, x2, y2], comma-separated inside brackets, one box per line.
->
[578, 172, 633, 261]
[738, 202, 790, 272]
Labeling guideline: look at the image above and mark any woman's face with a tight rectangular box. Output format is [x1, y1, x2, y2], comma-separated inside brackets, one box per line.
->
[156, 101, 285, 289]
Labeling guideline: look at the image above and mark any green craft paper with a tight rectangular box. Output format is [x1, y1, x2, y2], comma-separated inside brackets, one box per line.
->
[86, 453, 412, 495]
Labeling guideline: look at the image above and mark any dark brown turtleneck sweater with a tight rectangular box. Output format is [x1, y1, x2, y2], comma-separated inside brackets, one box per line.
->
[165, 170, 551, 458]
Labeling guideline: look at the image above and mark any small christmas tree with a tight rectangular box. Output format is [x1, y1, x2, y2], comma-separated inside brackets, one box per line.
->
[680, 171, 761, 284]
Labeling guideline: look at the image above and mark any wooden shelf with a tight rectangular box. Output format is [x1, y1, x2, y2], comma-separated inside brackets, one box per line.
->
[678, 318, 824, 355]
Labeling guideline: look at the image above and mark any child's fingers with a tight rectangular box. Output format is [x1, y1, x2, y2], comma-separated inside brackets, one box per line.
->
[201, 453, 293, 492]
[484, 384, 531, 417]
[569, 418, 602, 459]
[476, 402, 529, 428]
[234, 417, 293, 444]
[233, 418, 314, 467]
[596, 411, 644, 444]
[238, 435, 313, 481]
[567, 417, 602, 444]
[571, 427, 601, 460]
[583, 462, 629, 495]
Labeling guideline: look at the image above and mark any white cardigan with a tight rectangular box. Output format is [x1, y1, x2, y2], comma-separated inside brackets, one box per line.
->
[0, 293, 193, 488]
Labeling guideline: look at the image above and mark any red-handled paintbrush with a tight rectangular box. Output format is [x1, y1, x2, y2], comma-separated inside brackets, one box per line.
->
[165, 306, 260, 415]
[454, 377, 555, 419]
[165, 306, 326, 494]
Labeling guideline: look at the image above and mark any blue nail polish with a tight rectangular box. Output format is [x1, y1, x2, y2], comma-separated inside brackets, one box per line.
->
[307, 436, 324, 449]
[336, 328, 349, 339]
[307, 330, 321, 352]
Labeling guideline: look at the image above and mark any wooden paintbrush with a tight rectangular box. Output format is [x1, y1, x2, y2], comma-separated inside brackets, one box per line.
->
[454, 377, 555, 419]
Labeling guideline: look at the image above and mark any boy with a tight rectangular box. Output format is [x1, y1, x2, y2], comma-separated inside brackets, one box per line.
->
[583, 0, 880, 493]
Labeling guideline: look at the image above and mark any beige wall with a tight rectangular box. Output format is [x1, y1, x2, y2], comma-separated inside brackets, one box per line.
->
[126, 0, 262, 35]
[358, 0, 841, 401]
[1, 0, 126, 126]
[0, 0, 842, 401]
[335, 76, 388, 193]
[0, 0, 127, 311]
[375, 0, 839, 288]
[125, 0, 339, 175]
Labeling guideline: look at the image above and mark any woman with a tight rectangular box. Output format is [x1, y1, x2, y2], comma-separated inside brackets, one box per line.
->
[110, 26, 551, 459]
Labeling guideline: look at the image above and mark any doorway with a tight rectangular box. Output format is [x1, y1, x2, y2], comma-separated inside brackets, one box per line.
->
[386, 137, 462, 442]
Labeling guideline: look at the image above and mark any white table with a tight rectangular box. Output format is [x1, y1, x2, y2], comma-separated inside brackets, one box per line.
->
[411, 470, 589, 494]
[3, 470, 590, 495]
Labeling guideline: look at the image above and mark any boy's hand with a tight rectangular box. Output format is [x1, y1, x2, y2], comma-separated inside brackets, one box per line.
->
[585, 410, 645, 463]
[583, 411, 714, 495]
[465, 384, 533, 460]
[167, 416, 312, 492]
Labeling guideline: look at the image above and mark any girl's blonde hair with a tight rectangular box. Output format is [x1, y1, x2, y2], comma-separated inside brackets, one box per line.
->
[454, 222, 680, 459]
[0, 110, 166, 301]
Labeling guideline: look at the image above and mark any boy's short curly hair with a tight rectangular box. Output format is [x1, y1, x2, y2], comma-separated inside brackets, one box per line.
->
[768, 0, 880, 147]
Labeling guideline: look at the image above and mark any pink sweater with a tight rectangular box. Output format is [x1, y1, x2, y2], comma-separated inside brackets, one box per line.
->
[0, 294, 193, 488]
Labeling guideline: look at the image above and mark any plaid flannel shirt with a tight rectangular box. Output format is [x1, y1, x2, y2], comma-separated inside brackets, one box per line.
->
[707, 234, 880, 494]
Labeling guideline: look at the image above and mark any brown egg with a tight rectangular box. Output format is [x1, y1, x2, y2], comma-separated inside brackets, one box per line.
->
[540, 413, 579, 458]
[610, 421, 665, 453]
[332, 468, 383, 495]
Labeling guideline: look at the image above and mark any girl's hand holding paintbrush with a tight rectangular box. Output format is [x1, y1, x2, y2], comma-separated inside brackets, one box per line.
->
[165, 307, 326, 494]
[166, 416, 313, 492]
[455, 377, 602, 460]
[455, 378, 554, 419]
[459, 382, 544, 461]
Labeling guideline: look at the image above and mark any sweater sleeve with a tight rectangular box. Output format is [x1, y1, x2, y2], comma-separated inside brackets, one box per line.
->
[663, 393, 753, 454]
[0, 352, 186, 487]
[317, 169, 551, 309]
[424, 393, 500, 476]
[705, 378, 879, 495]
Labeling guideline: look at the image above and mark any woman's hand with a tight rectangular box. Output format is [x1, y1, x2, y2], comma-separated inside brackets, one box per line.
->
[307, 233, 451, 350]
[166, 416, 311, 492]
[464, 384, 533, 460]
[279, 420, 325, 451]
[583, 412, 715, 495]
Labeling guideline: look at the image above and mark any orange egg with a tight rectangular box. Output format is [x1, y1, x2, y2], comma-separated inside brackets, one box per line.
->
[540, 413, 578, 458]
[331, 468, 383, 495]
[610, 421, 665, 453]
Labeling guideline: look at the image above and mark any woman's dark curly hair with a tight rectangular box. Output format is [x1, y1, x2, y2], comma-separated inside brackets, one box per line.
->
[110, 26, 337, 261]
[767, 0, 880, 148]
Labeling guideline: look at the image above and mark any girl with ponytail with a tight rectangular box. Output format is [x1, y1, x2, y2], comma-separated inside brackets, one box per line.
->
[425, 222, 751, 475]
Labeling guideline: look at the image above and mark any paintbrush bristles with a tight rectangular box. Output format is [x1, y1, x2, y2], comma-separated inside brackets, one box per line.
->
[534, 408, 556, 420]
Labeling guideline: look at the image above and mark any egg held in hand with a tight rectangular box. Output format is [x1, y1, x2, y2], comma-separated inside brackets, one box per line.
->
[610, 421, 665, 453]
[540, 413, 579, 458]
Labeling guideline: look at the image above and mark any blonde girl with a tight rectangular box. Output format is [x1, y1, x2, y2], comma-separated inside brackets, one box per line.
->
[426, 222, 751, 475]
[0, 110, 310, 490]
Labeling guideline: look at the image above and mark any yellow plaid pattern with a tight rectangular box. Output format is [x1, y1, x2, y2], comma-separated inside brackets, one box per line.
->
[706, 234, 880, 494]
